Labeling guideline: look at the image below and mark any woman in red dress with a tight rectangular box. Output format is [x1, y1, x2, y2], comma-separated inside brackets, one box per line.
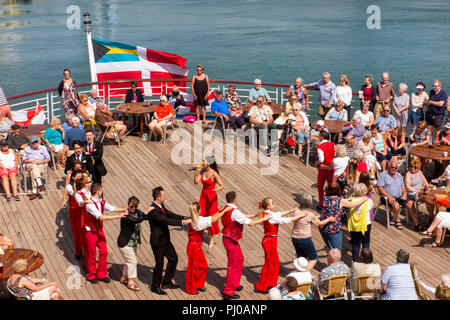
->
[193, 157, 224, 250]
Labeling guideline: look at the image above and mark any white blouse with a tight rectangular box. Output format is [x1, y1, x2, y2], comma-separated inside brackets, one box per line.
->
[334, 86, 353, 106]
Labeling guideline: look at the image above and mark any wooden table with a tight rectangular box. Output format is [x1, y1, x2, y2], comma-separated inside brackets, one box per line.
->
[15, 124, 50, 138]
[418, 188, 450, 226]
[324, 120, 351, 134]
[243, 102, 283, 115]
[115, 102, 156, 137]
[410, 144, 450, 161]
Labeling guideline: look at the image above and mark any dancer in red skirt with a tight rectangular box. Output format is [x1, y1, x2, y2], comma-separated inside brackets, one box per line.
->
[63, 169, 83, 259]
[255, 197, 306, 293]
[185, 203, 232, 295]
[193, 157, 224, 250]
[73, 174, 92, 262]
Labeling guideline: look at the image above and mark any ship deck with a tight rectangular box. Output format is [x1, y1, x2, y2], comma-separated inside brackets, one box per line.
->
[1, 121, 448, 300]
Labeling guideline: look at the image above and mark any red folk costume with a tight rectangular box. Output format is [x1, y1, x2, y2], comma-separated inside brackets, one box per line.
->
[185, 216, 211, 295]
[199, 176, 220, 236]
[255, 210, 291, 292]
[67, 184, 83, 257]
[317, 140, 335, 208]
[74, 189, 91, 266]
[84, 198, 113, 281]
[221, 204, 250, 297]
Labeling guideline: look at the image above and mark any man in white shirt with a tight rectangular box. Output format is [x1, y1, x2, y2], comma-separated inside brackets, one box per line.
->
[248, 96, 277, 155]
[84, 183, 127, 284]
[221, 191, 272, 299]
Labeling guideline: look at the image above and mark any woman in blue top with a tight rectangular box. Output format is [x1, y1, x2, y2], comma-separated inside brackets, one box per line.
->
[43, 118, 65, 170]
[325, 100, 348, 121]
[370, 124, 391, 171]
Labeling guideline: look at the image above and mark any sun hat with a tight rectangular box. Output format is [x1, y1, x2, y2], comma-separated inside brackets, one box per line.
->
[293, 257, 308, 272]
[445, 123, 450, 129]
[183, 115, 196, 123]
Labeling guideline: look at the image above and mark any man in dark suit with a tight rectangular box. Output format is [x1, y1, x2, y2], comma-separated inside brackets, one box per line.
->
[85, 130, 107, 184]
[64, 139, 94, 176]
[146, 186, 191, 295]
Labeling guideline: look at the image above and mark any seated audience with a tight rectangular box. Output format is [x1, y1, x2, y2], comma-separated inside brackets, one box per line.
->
[347, 183, 372, 262]
[0, 85, 13, 120]
[371, 124, 391, 171]
[95, 101, 127, 140]
[374, 103, 396, 134]
[331, 144, 350, 183]
[309, 120, 326, 146]
[277, 257, 312, 299]
[211, 90, 230, 124]
[285, 93, 305, 114]
[282, 277, 305, 300]
[225, 84, 242, 110]
[357, 130, 378, 178]
[6, 123, 29, 156]
[88, 88, 104, 110]
[344, 134, 356, 159]
[291, 194, 336, 272]
[355, 100, 374, 128]
[0, 116, 12, 140]
[8, 259, 68, 300]
[22, 136, 51, 200]
[353, 150, 369, 183]
[325, 100, 348, 121]
[410, 82, 428, 130]
[387, 126, 406, 158]
[248, 79, 271, 103]
[43, 118, 66, 170]
[148, 95, 175, 142]
[377, 159, 407, 230]
[64, 117, 86, 153]
[77, 94, 96, 125]
[420, 210, 450, 248]
[409, 121, 430, 146]
[316, 249, 350, 295]
[431, 163, 450, 188]
[268, 287, 282, 300]
[351, 248, 381, 291]
[379, 249, 417, 300]
[0, 140, 19, 201]
[405, 158, 429, 231]
[438, 123, 450, 145]
[420, 274, 450, 300]
[286, 77, 309, 112]
[291, 105, 309, 158]
[62, 114, 83, 134]
[248, 96, 277, 155]
[342, 114, 365, 142]
[224, 85, 246, 130]
[166, 86, 186, 109]
[125, 81, 144, 103]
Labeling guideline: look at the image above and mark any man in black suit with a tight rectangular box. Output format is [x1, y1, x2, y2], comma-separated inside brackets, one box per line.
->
[146, 186, 191, 295]
[64, 139, 94, 176]
[85, 130, 107, 184]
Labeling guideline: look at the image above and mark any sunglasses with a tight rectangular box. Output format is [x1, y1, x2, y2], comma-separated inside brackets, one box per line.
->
[390, 166, 398, 169]
[257, 100, 264, 103]
[383, 110, 390, 112]
[129, 205, 137, 209]
[411, 166, 418, 169]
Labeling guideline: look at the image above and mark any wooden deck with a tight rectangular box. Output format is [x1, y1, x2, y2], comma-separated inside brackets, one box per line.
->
[0, 121, 449, 300]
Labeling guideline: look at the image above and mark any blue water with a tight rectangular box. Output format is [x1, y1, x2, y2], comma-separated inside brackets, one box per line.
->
[1, 0, 450, 99]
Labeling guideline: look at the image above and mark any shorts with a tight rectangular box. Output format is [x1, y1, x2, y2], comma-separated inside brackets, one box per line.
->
[51, 144, 64, 153]
[436, 211, 450, 228]
[425, 111, 444, 129]
[380, 197, 407, 207]
[107, 124, 122, 134]
[409, 109, 424, 125]
[0, 167, 18, 177]
[31, 287, 50, 300]
[292, 237, 318, 260]
[375, 149, 392, 162]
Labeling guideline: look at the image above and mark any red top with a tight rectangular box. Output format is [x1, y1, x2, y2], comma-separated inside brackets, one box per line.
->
[77, 191, 89, 229]
[363, 86, 373, 101]
[317, 141, 335, 167]
[83, 197, 105, 232]
[262, 211, 278, 236]
[188, 225, 204, 242]
[221, 206, 244, 241]
[357, 161, 368, 172]
[68, 185, 79, 211]
[156, 103, 174, 119]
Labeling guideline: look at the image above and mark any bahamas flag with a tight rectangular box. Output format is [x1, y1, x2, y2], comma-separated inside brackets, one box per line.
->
[92, 38, 189, 98]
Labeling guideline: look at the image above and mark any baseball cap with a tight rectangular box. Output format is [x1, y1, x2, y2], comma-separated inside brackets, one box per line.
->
[29, 135, 39, 143]
[0, 139, 8, 146]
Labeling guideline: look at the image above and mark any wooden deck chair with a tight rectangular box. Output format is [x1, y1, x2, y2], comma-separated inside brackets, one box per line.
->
[316, 274, 348, 300]
[296, 282, 312, 299]
[349, 274, 380, 300]
[410, 263, 432, 300]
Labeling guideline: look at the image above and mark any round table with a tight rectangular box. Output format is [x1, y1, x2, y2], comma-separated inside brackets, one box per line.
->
[324, 120, 351, 134]
[0, 248, 44, 298]
[418, 188, 450, 226]
[115, 102, 156, 137]
[13, 124, 51, 139]
[410, 144, 450, 161]
[243, 102, 283, 114]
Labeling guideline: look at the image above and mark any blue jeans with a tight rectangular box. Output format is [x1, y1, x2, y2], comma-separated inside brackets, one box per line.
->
[409, 108, 424, 126]
[291, 237, 318, 260]
[319, 230, 342, 250]
[294, 129, 310, 144]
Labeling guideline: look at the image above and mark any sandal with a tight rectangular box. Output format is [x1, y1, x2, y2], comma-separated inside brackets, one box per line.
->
[395, 221, 403, 230]
[120, 277, 128, 285]
[425, 241, 441, 248]
[127, 283, 141, 291]
[420, 230, 432, 236]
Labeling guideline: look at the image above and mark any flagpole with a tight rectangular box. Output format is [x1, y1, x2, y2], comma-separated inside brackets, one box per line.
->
[83, 12, 98, 92]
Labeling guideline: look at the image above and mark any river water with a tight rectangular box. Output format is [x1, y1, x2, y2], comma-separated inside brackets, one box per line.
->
[1, 0, 450, 101]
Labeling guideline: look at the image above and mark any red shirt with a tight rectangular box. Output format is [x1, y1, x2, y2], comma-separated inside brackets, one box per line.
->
[156, 103, 174, 119]
[357, 161, 368, 172]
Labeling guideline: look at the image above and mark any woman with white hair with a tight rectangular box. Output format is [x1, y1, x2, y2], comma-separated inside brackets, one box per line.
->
[354, 100, 374, 128]
[346, 183, 373, 262]
[7, 259, 68, 300]
[331, 144, 350, 182]
[286, 77, 309, 112]
[393, 83, 410, 136]
[342, 114, 365, 142]
[325, 100, 348, 121]
[148, 95, 174, 142]
[291, 194, 336, 272]
[291, 104, 310, 158]
[357, 130, 378, 179]
[43, 118, 66, 170]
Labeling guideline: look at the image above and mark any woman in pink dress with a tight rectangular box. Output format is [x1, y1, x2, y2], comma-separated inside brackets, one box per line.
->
[193, 157, 224, 250]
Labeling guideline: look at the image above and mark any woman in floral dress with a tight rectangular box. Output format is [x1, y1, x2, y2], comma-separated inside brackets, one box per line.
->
[58, 68, 80, 119]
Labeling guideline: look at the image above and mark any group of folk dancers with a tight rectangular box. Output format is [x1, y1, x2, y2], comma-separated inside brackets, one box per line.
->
[64, 157, 306, 298]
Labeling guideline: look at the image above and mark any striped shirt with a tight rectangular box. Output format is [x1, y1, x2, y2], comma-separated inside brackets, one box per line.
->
[0, 87, 7, 106]
[380, 263, 417, 300]
[377, 170, 404, 199]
